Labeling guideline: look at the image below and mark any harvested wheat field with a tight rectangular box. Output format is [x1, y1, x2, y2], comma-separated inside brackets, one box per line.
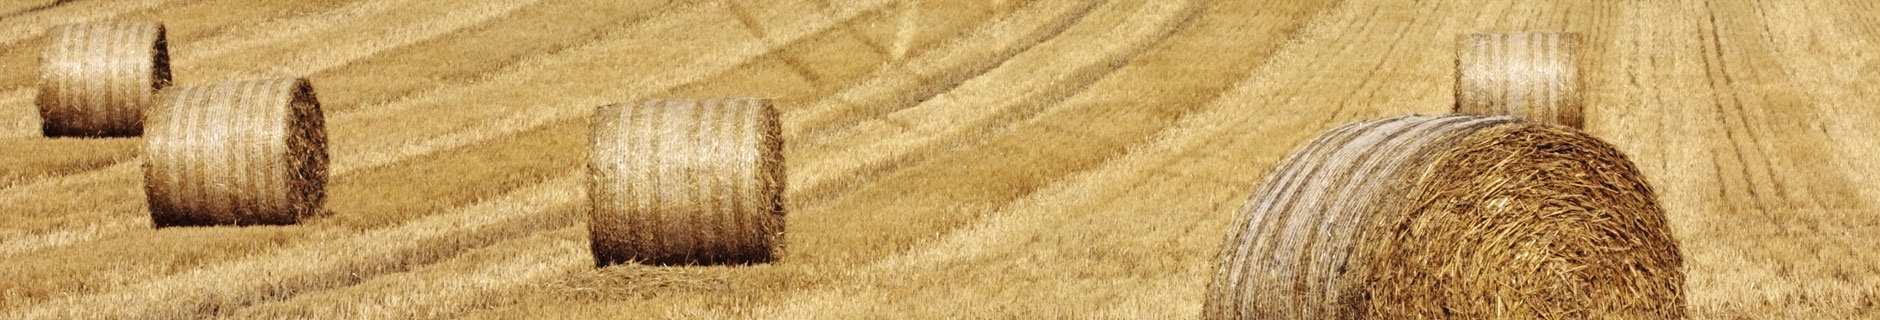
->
[0, 0, 1876, 318]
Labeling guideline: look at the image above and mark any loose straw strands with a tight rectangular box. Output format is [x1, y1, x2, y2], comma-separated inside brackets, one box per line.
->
[1456, 32, 1584, 128]
[144, 78, 328, 226]
[36, 21, 172, 137]
[589, 98, 785, 266]
[1204, 115, 1683, 319]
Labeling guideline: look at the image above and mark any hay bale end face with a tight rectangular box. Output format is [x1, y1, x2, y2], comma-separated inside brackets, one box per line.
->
[1203, 115, 1683, 319]
[589, 98, 785, 267]
[37, 21, 172, 137]
[1456, 32, 1584, 128]
[144, 78, 328, 227]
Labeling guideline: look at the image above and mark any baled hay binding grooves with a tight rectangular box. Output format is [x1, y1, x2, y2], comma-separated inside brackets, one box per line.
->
[1456, 32, 1584, 128]
[37, 21, 172, 137]
[144, 78, 328, 227]
[589, 98, 785, 266]
[1203, 115, 1684, 319]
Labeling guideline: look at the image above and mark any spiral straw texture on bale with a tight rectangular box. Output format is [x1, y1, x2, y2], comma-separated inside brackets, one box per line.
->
[37, 21, 172, 137]
[589, 98, 785, 266]
[1203, 115, 1684, 319]
[144, 78, 328, 227]
[1456, 32, 1584, 128]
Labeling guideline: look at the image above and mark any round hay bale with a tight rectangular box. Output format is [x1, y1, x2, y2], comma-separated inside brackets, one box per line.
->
[588, 98, 785, 266]
[1203, 115, 1683, 319]
[144, 78, 328, 227]
[36, 21, 172, 137]
[1455, 32, 1583, 128]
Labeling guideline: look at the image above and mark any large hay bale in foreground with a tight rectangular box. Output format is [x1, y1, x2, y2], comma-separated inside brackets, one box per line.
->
[1456, 32, 1583, 128]
[37, 21, 172, 137]
[144, 78, 328, 226]
[589, 98, 785, 266]
[1203, 115, 1683, 319]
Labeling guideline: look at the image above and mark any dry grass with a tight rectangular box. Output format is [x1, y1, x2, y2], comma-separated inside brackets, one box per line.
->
[144, 78, 327, 226]
[2, 0, 1878, 318]
[231, 227, 590, 319]
[9, 174, 582, 318]
[786, 0, 1201, 209]
[588, 99, 785, 266]
[183, 0, 543, 81]
[0, 1, 70, 19]
[0, 0, 180, 45]
[0, 0, 358, 92]
[0, 138, 138, 188]
[310, 0, 691, 109]
[1455, 32, 1584, 128]
[0, 119, 584, 308]
[0, 0, 874, 257]
[1205, 115, 1682, 318]
[36, 21, 170, 137]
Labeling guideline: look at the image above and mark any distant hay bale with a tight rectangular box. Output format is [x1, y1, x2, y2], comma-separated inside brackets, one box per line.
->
[588, 98, 785, 266]
[144, 78, 328, 227]
[1203, 115, 1683, 319]
[36, 21, 172, 137]
[1456, 32, 1583, 128]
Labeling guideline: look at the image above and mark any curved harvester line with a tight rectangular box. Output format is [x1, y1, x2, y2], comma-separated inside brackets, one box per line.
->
[0, 163, 144, 253]
[0, 0, 676, 170]
[287, 0, 1173, 306]
[3, 0, 1874, 317]
[186, 0, 543, 79]
[0, 1, 757, 164]
[422, 1, 1222, 314]
[311, 0, 700, 112]
[172, 0, 420, 62]
[0, 0, 349, 91]
[0, 218, 136, 256]
[0, 0, 419, 92]
[0, 120, 581, 308]
[8, 175, 583, 318]
[784, 0, 1104, 141]
[754, 0, 1494, 316]
[323, 0, 893, 172]
[0, 0, 892, 257]
[0, 0, 555, 231]
[0, 1, 544, 207]
[0, 0, 360, 92]
[0, 0, 539, 136]
[0, 0, 909, 308]
[230, 227, 589, 319]
[0, 0, 705, 193]
[91, 1, 936, 310]
[0, 0, 181, 45]
[187, 5, 1216, 311]
[774, 0, 1343, 267]
[0, 139, 136, 189]
[787, 0, 1206, 206]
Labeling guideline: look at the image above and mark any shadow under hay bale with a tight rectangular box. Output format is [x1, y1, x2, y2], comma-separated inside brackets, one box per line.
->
[1204, 115, 1682, 319]
[144, 78, 328, 227]
[588, 98, 786, 267]
[1456, 32, 1584, 128]
[37, 21, 172, 137]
